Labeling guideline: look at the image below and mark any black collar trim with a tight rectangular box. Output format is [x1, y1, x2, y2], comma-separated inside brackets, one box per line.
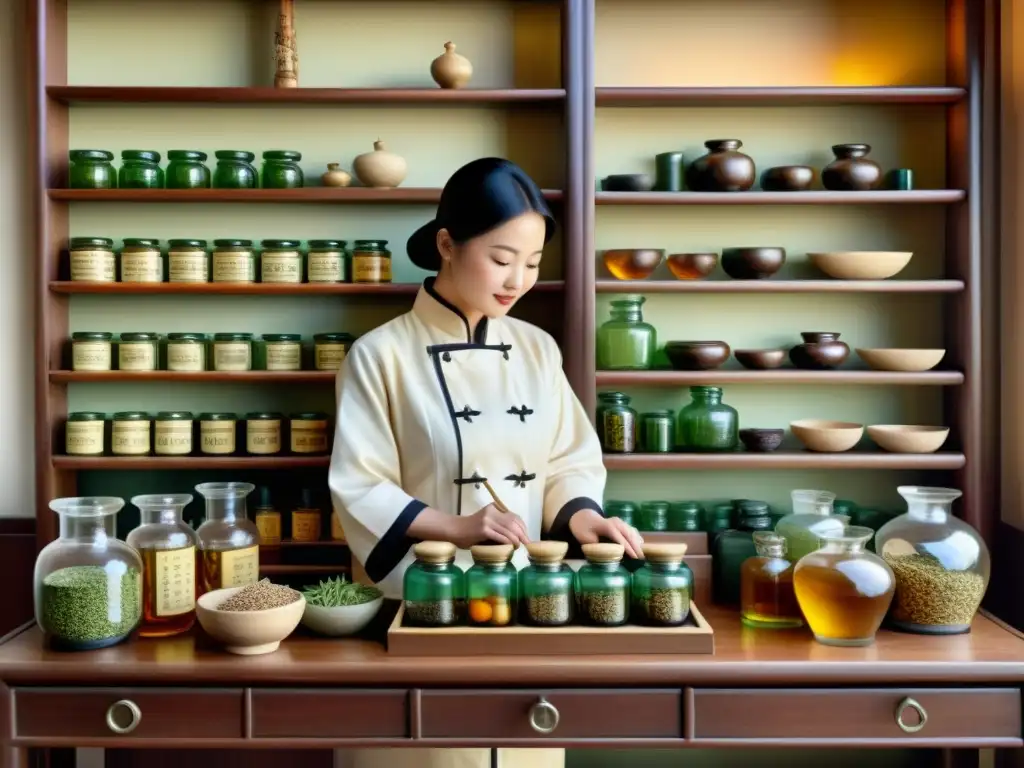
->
[424, 276, 489, 345]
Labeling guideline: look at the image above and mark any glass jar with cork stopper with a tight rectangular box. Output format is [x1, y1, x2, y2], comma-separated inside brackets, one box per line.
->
[403, 541, 464, 627]
[632, 543, 693, 627]
[575, 543, 631, 627]
[194, 482, 260, 594]
[519, 540, 574, 627]
[740, 531, 802, 629]
[465, 544, 517, 627]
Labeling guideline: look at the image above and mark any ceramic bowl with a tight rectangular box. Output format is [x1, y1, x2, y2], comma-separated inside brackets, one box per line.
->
[603, 174, 654, 192]
[721, 247, 786, 279]
[739, 428, 784, 452]
[867, 425, 950, 454]
[196, 586, 306, 656]
[761, 165, 815, 192]
[734, 349, 787, 370]
[665, 341, 731, 371]
[790, 419, 865, 453]
[855, 348, 946, 372]
[301, 596, 384, 637]
[808, 251, 913, 280]
[602, 248, 665, 280]
[789, 332, 850, 370]
[667, 252, 718, 280]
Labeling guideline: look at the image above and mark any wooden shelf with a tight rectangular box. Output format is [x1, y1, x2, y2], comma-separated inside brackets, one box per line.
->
[50, 371, 338, 384]
[49, 188, 564, 204]
[50, 280, 565, 295]
[595, 279, 965, 294]
[596, 370, 965, 386]
[52, 456, 330, 470]
[259, 564, 350, 575]
[603, 452, 966, 470]
[595, 86, 967, 107]
[47, 86, 567, 105]
[595, 190, 965, 205]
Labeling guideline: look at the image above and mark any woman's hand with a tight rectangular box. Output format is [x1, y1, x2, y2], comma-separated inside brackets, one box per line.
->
[569, 509, 644, 559]
[447, 504, 532, 549]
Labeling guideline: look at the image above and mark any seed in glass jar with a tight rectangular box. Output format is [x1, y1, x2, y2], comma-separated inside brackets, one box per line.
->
[526, 593, 571, 625]
[640, 587, 689, 625]
[583, 590, 627, 625]
[219, 578, 300, 611]
[883, 553, 986, 628]
[405, 599, 457, 626]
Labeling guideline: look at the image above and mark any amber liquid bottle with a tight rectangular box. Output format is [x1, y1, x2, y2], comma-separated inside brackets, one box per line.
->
[740, 532, 802, 629]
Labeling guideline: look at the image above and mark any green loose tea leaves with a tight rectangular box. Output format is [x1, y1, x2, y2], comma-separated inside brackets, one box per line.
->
[302, 575, 382, 607]
[41, 564, 142, 645]
[884, 553, 986, 627]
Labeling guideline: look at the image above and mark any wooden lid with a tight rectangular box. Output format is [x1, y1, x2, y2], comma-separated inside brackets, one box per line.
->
[582, 542, 625, 563]
[413, 541, 456, 564]
[526, 540, 569, 563]
[643, 542, 688, 563]
[470, 544, 514, 564]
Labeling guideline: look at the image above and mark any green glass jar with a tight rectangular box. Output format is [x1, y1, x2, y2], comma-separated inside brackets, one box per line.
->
[640, 410, 674, 453]
[119, 238, 164, 283]
[668, 501, 703, 532]
[596, 296, 656, 370]
[212, 240, 255, 283]
[676, 386, 739, 452]
[154, 411, 194, 456]
[465, 544, 517, 627]
[260, 240, 303, 284]
[705, 503, 735, 541]
[313, 332, 354, 371]
[69, 237, 116, 282]
[199, 412, 237, 456]
[259, 333, 302, 371]
[213, 150, 257, 189]
[261, 150, 304, 189]
[212, 332, 253, 372]
[289, 412, 330, 455]
[640, 500, 670, 532]
[519, 541, 574, 627]
[596, 392, 624, 446]
[775, 489, 849, 563]
[168, 239, 210, 283]
[166, 150, 211, 189]
[632, 543, 693, 626]
[69, 150, 116, 189]
[66, 412, 107, 456]
[71, 331, 113, 371]
[833, 499, 858, 519]
[245, 412, 283, 456]
[576, 543, 631, 627]
[403, 541, 464, 627]
[117, 332, 159, 372]
[118, 150, 163, 189]
[166, 333, 207, 372]
[111, 411, 152, 456]
[604, 500, 637, 527]
[713, 500, 773, 605]
[598, 392, 637, 454]
[307, 240, 347, 283]
[351, 240, 392, 283]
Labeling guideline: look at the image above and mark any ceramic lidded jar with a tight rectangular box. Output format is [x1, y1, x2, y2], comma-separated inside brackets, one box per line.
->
[685, 139, 756, 192]
[822, 144, 882, 191]
[321, 164, 352, 187]
[789, 332, 850, 370]
[430, 41, 473, 89]
[353, 140, 408, 188]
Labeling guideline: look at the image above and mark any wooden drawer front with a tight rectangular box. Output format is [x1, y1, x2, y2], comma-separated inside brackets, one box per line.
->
[251, 689, 410, 738]
[421, 689, 681, 739]
[692, 688, 1022, 743]
[14, 688, 244, 740]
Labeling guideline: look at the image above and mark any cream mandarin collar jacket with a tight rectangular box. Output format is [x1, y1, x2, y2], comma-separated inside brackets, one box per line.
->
[328, 278, 607, 599]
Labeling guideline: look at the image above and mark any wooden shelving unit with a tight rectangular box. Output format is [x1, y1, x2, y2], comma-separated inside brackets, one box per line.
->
[50, 280, 565, 296]
[594, 190, 965, 205]
[594, 86, 968, 106]
[603, 452, 968, 471]
[595, 371, 965, 387]
[594, 280, 965, 294]
[49, 188, 564, 204]
[52, 456, 331, 470]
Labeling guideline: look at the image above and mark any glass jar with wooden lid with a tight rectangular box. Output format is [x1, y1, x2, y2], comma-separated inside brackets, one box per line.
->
[212, 332, 253, 372]
[632, 543, 693, 627]
[199, 412, 236, 456]
[165, 333, 207, 372]
[166, 150, 210, 189]
[119, 239, 164, 283]
[69, 237, 115, 282]
[307, 240, 346, 283]
[65, 412, 106, 456]
[259, 333, 302, 371]
[71, 332, 113, 371]
[313, 332, 354, 371]
[403, 541, 464, 627]
[111, 411, 151, 456]
[290, 412, 330, 455]
[168, 239, 209, 283]
[519, 540, 573, 627]
[575, 543, 630, 627]
[194, 482, 260, 593]
[245, 412, 283, 455]
[465, 544, 517, 627]
[117, 332, 159, 372]
[260, 240, 303, 284]
[69, 149, 116, 189]
[351, 240, 392, 283]
[154, 412, 194, 456]
[212, 240, 255, 283]
[119, 150, 163, 189]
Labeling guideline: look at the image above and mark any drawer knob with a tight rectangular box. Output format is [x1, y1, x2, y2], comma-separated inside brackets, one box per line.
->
[528, 697, 560, 734]
[895, 696, 927, 734]
[106, 699, 142, 735]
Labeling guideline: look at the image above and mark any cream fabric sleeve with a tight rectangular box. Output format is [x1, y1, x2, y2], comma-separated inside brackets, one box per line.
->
[328, 341, 427, 583]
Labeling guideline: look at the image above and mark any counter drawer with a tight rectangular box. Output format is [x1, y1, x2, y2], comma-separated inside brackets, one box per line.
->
[13, 687, 244, 740]
[250, 689, 410, 738]
[420, 689, 681, 739]
[691, 688, 1022, 744]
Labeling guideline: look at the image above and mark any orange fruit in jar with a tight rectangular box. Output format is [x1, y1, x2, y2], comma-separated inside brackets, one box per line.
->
[491, 600, 511, 626]
[469, 598, 493, 623]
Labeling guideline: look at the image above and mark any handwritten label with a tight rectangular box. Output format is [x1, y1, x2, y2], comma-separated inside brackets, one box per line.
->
[213, 341, 251, 372]
[290, 418, 328, 454]
[155, 420, 193, 456]
[261, 252, 302, 283]
[154, 546, 196, 616]
[220, 546, 259, 588]
[168, 251, 208, 283]
[246, 419, 281, 454]
[265, 342, 301, 371]
[307, 251, 343, 282]
[72, 341, 111, 371]
[200, 420, 235, 454]
[352, 254, 391, 283]
[70, 249, 116, 282]
[112, 420, 151, 455]
[118, 342, 157, 371]
[314, 342, 347, 371]
[256, 512, 282, 545]
[212, 252, 254, 283]
[291, 511, 321, 543]
[120, 251, 163, 283]
[167, 343, 205, 372]
[66, 421, 104, 455]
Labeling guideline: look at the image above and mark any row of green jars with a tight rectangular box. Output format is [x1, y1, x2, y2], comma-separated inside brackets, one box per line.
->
[68, 149, 305, 189]
[597, 388, 739, 453]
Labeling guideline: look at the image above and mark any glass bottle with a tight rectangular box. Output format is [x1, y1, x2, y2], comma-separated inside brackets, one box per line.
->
[668, 501, 703, 532]
[252, 486, 281, 547]
[126, 494, 199, 638]
[576, 543, 631, 627]
[111, 411, 152, 456]
[261, 150, 304, 188]
[740, 531, 802, 628]
[705, 502, 734, 540]
[307, 240, 347, 283]
[69, 149, 116, 189]
[213, 150, 257, 189]
[598, 392, 637, 453]
[640, 500, 670, 532]
[119, 238, 164, 283]
[291, 488, 322, 543]
[351, 240, 392, 283]
[154, 411, 194, 456]
[166, 150, 211, 189]
[713, 500, 773, 605]
[775, 489, 850, 563]
[167, 239, 210, 283]
[212, 332, 253, 372]
[519, 540, 573, 627]
[604, 500, 637, 526]
[35, 497, 142, 650]
[466, 544, 517, 627]
[260, 239, 304, 283]
[596, 296, 656, 370]
[676, 386, 739, 452]
[166, 333, 208, 372]
[596, 391, 626, 447]
[119, 150, 163, 189]
[640, 410, 674, 452]
[793, 525, 895, 647]
[290, 412, 330, 455]
[194, 482, 260, 594]
[632, 543, 693, 626]
[246, 411, 283, 455]
[876, 486, 990, 635]
[403, 541, 464, 627]
[69, 237, 116, 282]
[71, 331, 113, 371]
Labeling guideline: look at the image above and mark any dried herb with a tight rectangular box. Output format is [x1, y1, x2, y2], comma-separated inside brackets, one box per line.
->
[41, 564, 141, 646]
[526, 593, 571, 625]
[405, 599, 458, 626]
[884, 553, 986, 627]
[582, 589, 628, 625]
[220, 578, 301, 611]
[302, 575, 382, 607]
[639, 586, 690, 625]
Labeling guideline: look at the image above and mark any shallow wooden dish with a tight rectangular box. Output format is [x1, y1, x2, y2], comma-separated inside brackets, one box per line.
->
[856, 348, 946, 372]
[808, 251, 913, 280]
[790, 419, 865, 453]
[867, 425, 950, 453]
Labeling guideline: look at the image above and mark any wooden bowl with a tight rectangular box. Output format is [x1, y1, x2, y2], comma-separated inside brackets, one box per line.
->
[790, 419, 865, 453]
[734, 349, 787, 370]
[867, 425, 950, 454]
[196, 587, 306, 656]
[808, 251, 913, 280]
[665, 341, 731, 371]
[667, 252, 718, 280]
[603, 174, 654, 192]
[855, 348, 946, 372]
[721, 247, 786, 279]
[761, 165, 814, 192]
[602, 248, 665, 280]
[739, 428, 784, 452]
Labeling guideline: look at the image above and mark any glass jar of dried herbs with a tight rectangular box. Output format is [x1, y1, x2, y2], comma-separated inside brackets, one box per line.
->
[403, 541, 464, 627]
[519, 540, 573, 627]
[632, 543, 693, 627]
[575, 543, 630, 627]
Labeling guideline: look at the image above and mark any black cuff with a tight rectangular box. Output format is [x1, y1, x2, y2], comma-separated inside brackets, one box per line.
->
[364, 499, 427, 583]
[547, 497, 604, 559]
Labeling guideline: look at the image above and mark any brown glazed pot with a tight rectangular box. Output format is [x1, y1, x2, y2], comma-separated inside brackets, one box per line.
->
[734, 349, 787, 370]
[685, 139, 755, 192]
[821, 144, 882, 191]
[721, 247, 786, 279]
[665, 341, 731, 371]
[739, 428, 785, 453]
[789, 331, 851, 370]
[761, 165, 814, 192]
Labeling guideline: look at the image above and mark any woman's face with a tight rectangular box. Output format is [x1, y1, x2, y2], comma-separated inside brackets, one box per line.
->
[437, 212, 546, 319]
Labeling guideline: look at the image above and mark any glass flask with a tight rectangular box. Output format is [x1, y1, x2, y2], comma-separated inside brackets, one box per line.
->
[194, 482, 260, 594]
[403, 541, 465, 627]
[639, 500, 670, 532]
[713, 500, 773, 605]
[632, 543, 693, 626]
[775, 489, 849, 562]
[640, 410, 674, 452]
[126, 494, 199, 637]
[876, 486, 990, 635]
[519, 540, 574, 627]
[598, 392, 637, 453]
[675, 386, 739, 452]
[119, 150, 163, 188]
[576, 543, 631, 627]
[793, 525, 895, 647]
[740, 531, 803, 628]
[466, 544, 517, 627]
[34, 497, 143, 651]
[166, 150, 211, 189]
[596, 296, 656, 370]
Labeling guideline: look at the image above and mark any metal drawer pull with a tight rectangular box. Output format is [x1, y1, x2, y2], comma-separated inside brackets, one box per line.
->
[895, 696, 927, 734]
[528, 697, 560, 734]
[106, 699, 142, 735]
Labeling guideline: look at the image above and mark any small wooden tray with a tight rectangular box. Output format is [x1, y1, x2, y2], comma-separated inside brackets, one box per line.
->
[387, 602, 714, 656]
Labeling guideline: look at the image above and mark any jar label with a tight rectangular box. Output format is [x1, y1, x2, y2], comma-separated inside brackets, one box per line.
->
[72, 341, 112, 371]
[219, 545, 259, 589]
[213, 341, 251, 371]
[291, 418, 328, 453]
[603, 411, 636, 452]
[291, 511, 321, 542]
[330, 512, 346, 542]
[247, 420, 281, 454]
[66, 421, 104, 455]
[118, 342, 157, 371]
[352, 254, 391, 283]
[168, 251, 208, 283]
[261, 252, 302, 283]
[315, 342, 347, 371]
[167, 343, 205, 372]
[120, 251, 163, 283]
[201, 421, 235, 454]
[154, 546, 196, 616]
[155, 420, 193, 455]
[256, 512, 282, 545]
[307, 252, 344, 282]
[70, 250, 116, 282]
[265, 342, 301, 371]
[212, 252, 255, 283]
[112, 420, 151, 455]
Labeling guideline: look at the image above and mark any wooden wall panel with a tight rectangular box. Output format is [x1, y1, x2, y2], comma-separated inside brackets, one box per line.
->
[0, 519, 36, 636]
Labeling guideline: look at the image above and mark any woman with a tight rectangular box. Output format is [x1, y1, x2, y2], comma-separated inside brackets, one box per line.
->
[328, 158, 643, 768]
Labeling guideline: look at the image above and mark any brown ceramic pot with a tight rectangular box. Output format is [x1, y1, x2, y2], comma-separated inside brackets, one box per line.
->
[667, 252, 718, 280]
[603, 174, 654, 192]
[734, 349, 787, 370]
[721, 247, 786, 279]
[761, 165, 814, 192]
[821, 144, 882, 191]
[685, 139, 755, 192]
[739, 428, 784, 453]
[789, 331, 850, 370]
[665, 341, 731, 371]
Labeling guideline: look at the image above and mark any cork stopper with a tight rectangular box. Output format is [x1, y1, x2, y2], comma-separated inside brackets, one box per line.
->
[643, 542, 688, 564]
[470, 543, 514, 564]
[413, 540, 456, 564]
[582, 542, 625, 563]
[526, 540, 569, 564]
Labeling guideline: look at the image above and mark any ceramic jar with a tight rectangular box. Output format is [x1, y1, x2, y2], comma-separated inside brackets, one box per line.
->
[321, 164, 352, 187]
[430, 41, 473, 89]
[789, 332, 850, 370]
[353, 141, 407, 188]
[822, 144, 882, 191]
[685, 139, 755, 192]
